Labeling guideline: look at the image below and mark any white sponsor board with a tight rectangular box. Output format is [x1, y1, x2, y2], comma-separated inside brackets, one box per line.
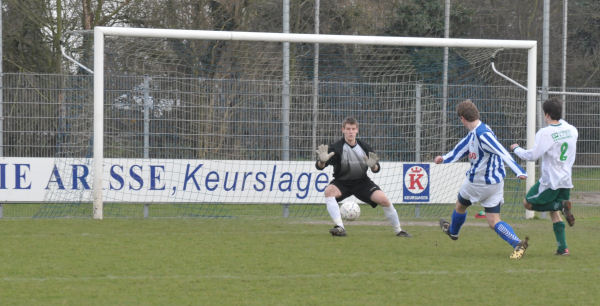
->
[0, 158, 469, 204]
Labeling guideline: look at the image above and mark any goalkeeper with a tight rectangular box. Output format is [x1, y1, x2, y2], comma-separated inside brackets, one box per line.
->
[315, 117, 411, 237]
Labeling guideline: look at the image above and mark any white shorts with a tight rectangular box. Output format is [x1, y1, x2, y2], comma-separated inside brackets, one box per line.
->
[458, 179, 504, 208]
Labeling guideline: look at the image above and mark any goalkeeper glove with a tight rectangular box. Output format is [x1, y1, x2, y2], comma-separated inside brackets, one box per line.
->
[364, 152, 379, 168]
[316, 144, 335, 162]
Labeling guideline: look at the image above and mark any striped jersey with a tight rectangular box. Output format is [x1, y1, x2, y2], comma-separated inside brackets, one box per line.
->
[513, 119, 577, 190]
[442, 121, 527, 184]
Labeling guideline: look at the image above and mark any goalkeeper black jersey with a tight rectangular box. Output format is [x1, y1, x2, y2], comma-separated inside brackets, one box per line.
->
[315, 137, 380, 180]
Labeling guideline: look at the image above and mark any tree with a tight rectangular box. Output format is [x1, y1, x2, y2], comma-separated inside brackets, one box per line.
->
[3, 0, 60, 72]
[569, 0, 600, 87]
[2, 0, 140, 73]
[380, 0, 474, 83]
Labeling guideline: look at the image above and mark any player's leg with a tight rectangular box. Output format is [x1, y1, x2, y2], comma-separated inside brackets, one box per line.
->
[324, 183, 346, 236]
[368, 190, 409, 237]
[526, 184, 575, 226]
[558, 188, 575, 227]
[357, 180, 410, 237]
[550, 210, 569, 255]
[524, 182, 566, 212]
[480, 182, 527, 248]
[486, 207, 520, 248]
[478, 183, 529, 259]
[443, 180, 485, 239]
[483, 203, 529, 259]
[440, 180, 473, 239]
[549, 188, 571, 254]
[369, 190, 399, 231]
[450, 198, 469, 234]
[439, 198, 468, 240]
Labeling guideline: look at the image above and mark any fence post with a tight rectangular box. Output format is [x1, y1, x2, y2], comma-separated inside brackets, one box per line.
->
[415, 83, 422, 162]
[0, 0, 3, 158]
[143, 75, 151, 218]
[282, 204, 290, 218]
[415, 83, 422, 218]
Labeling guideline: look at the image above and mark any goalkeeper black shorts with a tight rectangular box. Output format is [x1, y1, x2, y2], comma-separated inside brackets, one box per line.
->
[331, 177, 381, 208]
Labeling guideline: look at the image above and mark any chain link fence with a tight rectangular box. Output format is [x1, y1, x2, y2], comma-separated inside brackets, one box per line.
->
[1, 73, 598, 218]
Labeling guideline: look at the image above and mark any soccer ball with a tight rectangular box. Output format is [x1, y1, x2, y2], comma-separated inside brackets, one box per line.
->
[340, 201, 361, 221]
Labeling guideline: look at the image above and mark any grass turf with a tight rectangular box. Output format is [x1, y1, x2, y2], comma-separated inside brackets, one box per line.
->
[1, 217, 599, 305]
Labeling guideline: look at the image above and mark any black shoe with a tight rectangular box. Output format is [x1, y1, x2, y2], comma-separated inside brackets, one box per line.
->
[555, 248, 570, 256]
[510, 236, 529, 259]
[396, 230, 412, 238]
[561, 200, 575, 227]
[439, 218, 458, 240]
[329, 225, 347, 237]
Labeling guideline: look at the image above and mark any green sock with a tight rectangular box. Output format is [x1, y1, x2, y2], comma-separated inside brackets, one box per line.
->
[553, 221, 567, 251]
[532, 201, 562, 212]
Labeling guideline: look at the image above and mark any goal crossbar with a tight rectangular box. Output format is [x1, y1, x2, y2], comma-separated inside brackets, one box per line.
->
[96, 26, 537, 49]
[93, 26, 538, 220]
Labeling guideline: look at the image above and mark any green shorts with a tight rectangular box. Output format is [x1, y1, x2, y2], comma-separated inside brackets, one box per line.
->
[526, 181, 570, 206]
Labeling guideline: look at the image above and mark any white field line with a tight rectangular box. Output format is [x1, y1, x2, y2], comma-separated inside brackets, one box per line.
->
[2, 267, 599, 283]
[298, 220, 491, 227]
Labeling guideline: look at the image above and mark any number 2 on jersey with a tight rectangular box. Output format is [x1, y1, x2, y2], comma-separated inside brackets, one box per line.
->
[559, 142, 568, 161]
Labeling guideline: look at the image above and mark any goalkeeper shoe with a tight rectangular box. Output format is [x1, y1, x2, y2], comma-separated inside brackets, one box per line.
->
[439, 218, 458, 240]
[396, 230, 412, 238]
[555, 248, 570, 256]
[561, 200, 575, 227]
[329, 225, 347, 237]
[510, 237, 529, 260]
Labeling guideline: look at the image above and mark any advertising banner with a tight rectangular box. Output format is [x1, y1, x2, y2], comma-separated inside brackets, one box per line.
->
[1, 158, 468, 204]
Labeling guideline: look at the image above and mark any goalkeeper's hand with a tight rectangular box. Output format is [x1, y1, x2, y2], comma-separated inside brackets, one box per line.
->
[364, 152, 379, 168]
[316, 144, 335, 163]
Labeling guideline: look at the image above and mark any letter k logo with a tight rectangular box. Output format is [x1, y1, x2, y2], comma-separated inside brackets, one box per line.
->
[409, 174, 424, 190]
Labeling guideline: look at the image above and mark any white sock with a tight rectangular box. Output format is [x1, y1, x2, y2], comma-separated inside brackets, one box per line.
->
[325, 197, 344, 228]
[383, 205, 402, 233]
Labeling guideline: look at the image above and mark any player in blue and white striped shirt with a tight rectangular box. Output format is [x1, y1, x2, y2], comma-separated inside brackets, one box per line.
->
[434, 99, 529, 259]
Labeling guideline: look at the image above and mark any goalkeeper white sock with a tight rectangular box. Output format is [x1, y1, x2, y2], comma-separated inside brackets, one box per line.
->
[382, 205, 402, 233]
[325, 197, 344, 228]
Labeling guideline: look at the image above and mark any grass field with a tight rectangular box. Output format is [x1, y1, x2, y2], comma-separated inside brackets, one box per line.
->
[2, 216, 600, 305]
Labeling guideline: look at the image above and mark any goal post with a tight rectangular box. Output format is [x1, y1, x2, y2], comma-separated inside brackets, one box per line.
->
[93, 28, 104, 219]
[92, 27, 537, 220]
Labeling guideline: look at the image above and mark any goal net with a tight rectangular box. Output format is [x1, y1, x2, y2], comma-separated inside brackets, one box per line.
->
[36, 28, 537, 219]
